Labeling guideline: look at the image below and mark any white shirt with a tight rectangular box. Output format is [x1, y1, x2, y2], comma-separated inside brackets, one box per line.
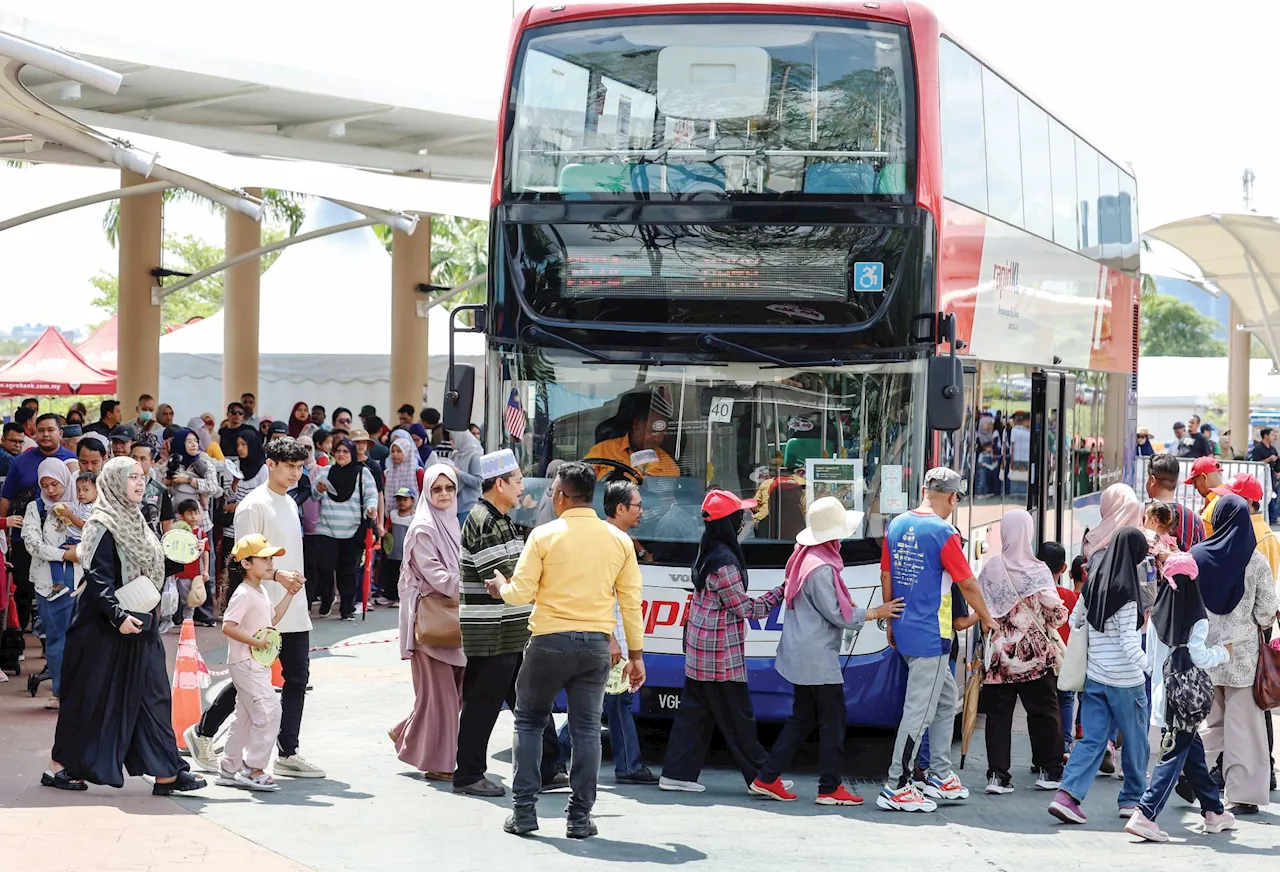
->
[1010, 425, 1031, 463]
[234, 482, 312, 634]
[21, 435, 35, 452]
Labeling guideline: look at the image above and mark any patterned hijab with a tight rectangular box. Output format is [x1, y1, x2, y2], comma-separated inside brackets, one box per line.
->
[77, 457, 166, 592]
[384, 434, 422, 501]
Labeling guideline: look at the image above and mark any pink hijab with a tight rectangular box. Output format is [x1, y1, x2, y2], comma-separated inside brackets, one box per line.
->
[1083, 483, 1143, 559]
[782, 540, 854, 622]
[397, 464, 464, 665]
[978, 509, 1058, 618]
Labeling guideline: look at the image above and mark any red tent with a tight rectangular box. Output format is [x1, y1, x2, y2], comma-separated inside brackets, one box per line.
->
[0, 327, 116, 396]
[77, 315, 118, 374]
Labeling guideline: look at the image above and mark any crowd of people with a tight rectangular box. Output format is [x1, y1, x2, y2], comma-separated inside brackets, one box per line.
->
[2, 391, 1277, 844]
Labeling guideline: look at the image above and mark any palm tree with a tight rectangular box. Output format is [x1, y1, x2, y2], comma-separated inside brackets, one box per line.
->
[101, 187, 305, 246]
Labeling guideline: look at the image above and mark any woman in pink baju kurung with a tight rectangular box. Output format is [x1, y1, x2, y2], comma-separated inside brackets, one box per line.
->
[390, 464, 465, 779]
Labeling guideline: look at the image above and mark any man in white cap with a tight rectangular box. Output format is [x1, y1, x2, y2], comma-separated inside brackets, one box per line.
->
[453, 450, 563, 797]
[877, 467, 994, 813]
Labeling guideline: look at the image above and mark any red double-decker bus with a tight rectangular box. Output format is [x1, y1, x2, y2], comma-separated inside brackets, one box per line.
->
[461, 0, 1138, 725]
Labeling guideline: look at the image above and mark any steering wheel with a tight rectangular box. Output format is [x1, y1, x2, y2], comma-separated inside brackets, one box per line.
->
[583, 457, 644, 484]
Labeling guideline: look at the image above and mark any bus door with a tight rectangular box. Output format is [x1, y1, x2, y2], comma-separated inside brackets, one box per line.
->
[1030, 371, 1075, 549]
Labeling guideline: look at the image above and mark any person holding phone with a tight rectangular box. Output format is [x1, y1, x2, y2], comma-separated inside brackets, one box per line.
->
[43, 457, 205, 795]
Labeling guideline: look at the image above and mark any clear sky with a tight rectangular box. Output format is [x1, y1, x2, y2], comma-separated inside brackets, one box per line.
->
[1, 0, 1276, 331]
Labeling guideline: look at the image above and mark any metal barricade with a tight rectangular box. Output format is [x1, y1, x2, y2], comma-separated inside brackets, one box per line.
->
[1134, 456, 1275, 517]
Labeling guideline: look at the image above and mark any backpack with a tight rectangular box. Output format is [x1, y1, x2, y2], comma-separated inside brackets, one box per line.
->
[1162, 645, 1214, 738]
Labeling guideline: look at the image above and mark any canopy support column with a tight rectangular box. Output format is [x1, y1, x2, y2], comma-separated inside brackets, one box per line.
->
[390, 216, 432, 417]
[223, 187, 262, 410]
[1228, 300, 1252, 449]
[116, 169, 162, 408]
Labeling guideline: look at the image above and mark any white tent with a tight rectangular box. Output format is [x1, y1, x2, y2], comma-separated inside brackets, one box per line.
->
[159, 199, 486, 423]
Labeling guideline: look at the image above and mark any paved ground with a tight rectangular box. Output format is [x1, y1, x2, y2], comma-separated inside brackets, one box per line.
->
[3, 608, 1279, 872]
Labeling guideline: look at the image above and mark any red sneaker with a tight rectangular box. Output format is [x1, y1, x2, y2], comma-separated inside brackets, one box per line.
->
[816, 785, 864, 806]
[749, 777, 798, 801]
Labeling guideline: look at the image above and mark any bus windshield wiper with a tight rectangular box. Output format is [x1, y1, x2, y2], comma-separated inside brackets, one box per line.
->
[697, 332, 856, 368]
[525, 326, 616, 363]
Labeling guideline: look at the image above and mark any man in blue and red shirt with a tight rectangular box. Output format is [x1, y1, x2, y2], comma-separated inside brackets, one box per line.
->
[877, 467, 994, 814]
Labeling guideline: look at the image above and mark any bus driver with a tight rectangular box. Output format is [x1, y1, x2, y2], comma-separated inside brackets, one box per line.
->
[586, 391, 680, 481]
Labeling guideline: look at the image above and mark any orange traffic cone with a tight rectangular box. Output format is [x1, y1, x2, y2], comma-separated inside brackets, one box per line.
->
[171, 618, 209, 751]
[271, 655, 284, 688]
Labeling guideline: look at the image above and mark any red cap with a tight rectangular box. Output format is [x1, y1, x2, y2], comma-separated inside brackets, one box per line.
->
[1183, 456, 1221, 484]
[701, 489, 759, 521]
[1212, 472, 1263, 502]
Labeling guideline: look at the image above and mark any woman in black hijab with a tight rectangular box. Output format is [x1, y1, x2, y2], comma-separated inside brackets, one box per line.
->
[311, 438, 377, 620]
[659, 491, 784, 793]
[1125, 553, 1235, 841]
[1050, 527, 1152, 824]
[1192, 494, 1277, 813]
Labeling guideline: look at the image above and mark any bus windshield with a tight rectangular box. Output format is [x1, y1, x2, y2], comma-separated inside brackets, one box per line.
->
[490, 350, 926, 566]
[508, 17, 915, 198]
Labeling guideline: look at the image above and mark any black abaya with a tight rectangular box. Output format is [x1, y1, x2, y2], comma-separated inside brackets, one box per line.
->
[52, 529, 188, 787]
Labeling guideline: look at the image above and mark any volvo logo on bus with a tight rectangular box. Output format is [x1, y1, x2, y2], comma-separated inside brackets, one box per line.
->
[994, 260, 1023, 319]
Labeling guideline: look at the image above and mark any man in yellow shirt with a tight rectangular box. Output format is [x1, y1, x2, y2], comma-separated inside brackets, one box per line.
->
[1212, 473, 1280, 576]
[485, 461, 645, 840]
[585, 392, 680, 480]
[1185, 456, 1223, 534]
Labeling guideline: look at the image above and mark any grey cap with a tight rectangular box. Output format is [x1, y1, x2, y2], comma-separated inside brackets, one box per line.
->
[924, 466, 966, 495]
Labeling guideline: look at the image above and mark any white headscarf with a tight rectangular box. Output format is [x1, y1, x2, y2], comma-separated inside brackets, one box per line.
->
[36, 457, 75, 507]
[77, 456, 166, 592]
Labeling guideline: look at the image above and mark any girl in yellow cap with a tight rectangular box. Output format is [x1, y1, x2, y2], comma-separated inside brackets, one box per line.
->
[218, 534, 295, 791]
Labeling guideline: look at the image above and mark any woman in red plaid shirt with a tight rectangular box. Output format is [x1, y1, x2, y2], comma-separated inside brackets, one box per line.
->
[658, 490, 784, 794]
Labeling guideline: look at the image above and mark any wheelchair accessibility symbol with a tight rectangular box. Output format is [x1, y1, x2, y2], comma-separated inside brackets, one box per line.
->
[854, 262, 884, 292]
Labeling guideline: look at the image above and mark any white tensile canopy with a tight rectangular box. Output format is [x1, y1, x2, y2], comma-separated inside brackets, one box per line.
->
[158, 198, 486, 423]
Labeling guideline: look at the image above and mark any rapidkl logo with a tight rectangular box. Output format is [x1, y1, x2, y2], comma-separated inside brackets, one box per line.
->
[994, 260, 1022, 318]
[641, 598, 783, 634]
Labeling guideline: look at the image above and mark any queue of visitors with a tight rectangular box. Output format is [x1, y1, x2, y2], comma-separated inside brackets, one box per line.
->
[2, 391, 1277, 846]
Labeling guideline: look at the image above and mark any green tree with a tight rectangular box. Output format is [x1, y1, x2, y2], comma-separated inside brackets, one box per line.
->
[374, 216, 488, 308]
[1140, 293, 1226, 357]
[89, 229, 286, 328]
[102, 188, 305, 247]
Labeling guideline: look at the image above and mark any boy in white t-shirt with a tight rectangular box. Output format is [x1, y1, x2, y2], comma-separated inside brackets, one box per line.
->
[217, 534, 296, 791]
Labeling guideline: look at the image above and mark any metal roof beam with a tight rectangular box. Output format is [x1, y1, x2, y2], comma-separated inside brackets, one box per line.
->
[101, 85, 271, 117]
[67, 108, 492, 179]
[279, 108, 397, 135]
[0, 179, 171, 232]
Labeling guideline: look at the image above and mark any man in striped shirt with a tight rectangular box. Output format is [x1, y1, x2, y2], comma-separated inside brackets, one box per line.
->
[454, 450, 563, 797]
[1144, 453, 1205, 552]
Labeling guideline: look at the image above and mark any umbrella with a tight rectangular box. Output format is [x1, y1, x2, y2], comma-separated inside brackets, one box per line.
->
[958, 634, 988, 770]
[361, 526, 376, 621]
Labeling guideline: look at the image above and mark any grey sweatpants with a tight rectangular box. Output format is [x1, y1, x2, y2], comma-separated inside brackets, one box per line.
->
[887, 654, 957, 787]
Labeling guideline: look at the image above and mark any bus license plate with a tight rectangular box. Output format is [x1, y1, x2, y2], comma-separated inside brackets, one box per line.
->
[642, 686, 682, 714]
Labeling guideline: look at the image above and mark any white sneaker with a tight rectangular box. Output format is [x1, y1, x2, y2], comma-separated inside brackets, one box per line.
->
[274, 754, 326, 778]
[658, 776, 706, 792]
[184, 725, 220, 773]
[986, 775, 1015, 795]
[920, 773, 969, 801]
[876, 783, 938, 812]
[1034, 770, 1061, 791]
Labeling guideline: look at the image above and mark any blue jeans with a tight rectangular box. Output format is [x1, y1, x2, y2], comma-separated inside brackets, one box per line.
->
[1137, 729, 1223, 822]
[1058, 690, 1077, 749]
[36, 591, 74, 697]
[1059, 679, 1149, 808]
[558, 690, 643, 779]
[512, 632, 611, 817]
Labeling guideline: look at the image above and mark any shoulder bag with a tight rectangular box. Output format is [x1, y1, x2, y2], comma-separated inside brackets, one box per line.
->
[1057, 618, 1088, 692]
[1253, 626, 1280, 711]
[415, 594, 461, 648]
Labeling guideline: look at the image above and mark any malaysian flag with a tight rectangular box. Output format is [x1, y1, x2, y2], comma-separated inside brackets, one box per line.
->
[504, 387, 527, 441]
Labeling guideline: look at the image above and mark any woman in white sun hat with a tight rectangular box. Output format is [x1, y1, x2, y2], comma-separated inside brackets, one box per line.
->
[749, 497, 904, 806]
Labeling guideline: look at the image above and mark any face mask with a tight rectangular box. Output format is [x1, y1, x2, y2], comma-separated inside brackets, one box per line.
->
[138, 411, 153, 422]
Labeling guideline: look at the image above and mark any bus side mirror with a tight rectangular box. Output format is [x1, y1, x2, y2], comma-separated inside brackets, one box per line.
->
[927, 354, 964, 432]
[443, 364, 475, 433]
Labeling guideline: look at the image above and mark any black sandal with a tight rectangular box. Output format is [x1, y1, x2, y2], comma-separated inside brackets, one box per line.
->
[41, 770, 87, 791]
[153, 770, 206, 795]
